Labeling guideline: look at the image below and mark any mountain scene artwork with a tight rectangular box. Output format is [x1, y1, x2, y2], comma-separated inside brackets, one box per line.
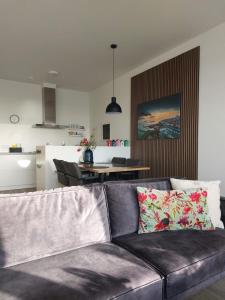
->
[137, 94, 181, 139]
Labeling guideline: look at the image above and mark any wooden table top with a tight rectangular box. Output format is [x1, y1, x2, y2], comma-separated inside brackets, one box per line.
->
[79, 164, 150, 174]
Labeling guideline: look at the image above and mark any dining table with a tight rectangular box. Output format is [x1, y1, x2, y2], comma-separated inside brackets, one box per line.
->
[79, 163, 150, 182]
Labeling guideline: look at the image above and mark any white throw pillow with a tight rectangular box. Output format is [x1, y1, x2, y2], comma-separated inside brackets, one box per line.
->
[170, 178, 223, 229]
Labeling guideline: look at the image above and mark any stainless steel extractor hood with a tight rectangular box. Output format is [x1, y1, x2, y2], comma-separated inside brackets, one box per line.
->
[33, 83, 67, 129]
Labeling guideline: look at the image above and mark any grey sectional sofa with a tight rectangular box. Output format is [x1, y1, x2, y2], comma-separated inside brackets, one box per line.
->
[0, 177, 225, 300]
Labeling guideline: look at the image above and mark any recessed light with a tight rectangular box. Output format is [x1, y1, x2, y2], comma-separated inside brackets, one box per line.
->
[48, 70, 59, 76]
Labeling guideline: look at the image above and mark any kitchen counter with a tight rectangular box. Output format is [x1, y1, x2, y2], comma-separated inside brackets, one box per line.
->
[0, 152, 36, 155]
[0, 152, 36, 191]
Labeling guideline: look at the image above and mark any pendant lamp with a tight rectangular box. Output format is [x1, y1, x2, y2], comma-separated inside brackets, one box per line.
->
[106, 44, 122, 113]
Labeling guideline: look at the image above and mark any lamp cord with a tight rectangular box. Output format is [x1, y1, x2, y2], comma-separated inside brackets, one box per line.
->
[113, 47, 115, 97]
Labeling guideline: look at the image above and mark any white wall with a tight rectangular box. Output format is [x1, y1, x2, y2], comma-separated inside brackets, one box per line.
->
[0, 79, 90, 152]
[90, 74, 131, 146]
[90, 22, 225, 194]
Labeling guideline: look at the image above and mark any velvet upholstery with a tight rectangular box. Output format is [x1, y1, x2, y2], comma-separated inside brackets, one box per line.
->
[53, 159, 69, 186]
[0, 177, 225, 300]
[0, 185, 110, 268]
[114, 229, 225, 299]
[220, 196, 225, 226]
[169, 270, 225, 300]
[0, 243, 162, 300]
[104, 178, 172, 238]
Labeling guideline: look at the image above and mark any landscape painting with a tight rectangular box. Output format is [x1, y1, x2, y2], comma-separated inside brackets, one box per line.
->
[137, 94, 181, 139]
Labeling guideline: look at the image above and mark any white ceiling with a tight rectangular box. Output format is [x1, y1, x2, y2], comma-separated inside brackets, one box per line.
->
[1, 0, 225, 91]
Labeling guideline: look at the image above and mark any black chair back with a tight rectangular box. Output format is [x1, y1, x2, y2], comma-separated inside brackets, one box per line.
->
[62, 161, 82, 179]
[126, 159, 141, 166]
[53, 159, 65, 173]
[111, 157, 126, 166]
[62, 161, 83, 186]
[53, 159, 69, 186]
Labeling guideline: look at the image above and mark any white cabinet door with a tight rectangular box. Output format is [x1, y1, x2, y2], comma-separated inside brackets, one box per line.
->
[0, 154, 36, 190]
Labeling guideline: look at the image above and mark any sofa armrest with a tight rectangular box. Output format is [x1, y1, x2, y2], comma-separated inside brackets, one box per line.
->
[220, 196, 225, 227]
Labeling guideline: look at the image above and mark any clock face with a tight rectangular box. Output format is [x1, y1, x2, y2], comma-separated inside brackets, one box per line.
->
[10, 114, 20, 124]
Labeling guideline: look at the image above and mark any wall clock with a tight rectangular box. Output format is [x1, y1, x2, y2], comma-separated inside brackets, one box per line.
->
[9, 114, 20, 124]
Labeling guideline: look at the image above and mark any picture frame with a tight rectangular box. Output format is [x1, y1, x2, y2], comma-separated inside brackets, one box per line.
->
[137, 93, 181, 139]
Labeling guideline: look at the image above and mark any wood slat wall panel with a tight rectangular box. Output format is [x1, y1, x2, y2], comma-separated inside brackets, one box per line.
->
[131, 47, 200, 179]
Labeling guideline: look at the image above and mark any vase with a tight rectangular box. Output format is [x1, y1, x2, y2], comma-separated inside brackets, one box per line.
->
[84, 148, 93, 164]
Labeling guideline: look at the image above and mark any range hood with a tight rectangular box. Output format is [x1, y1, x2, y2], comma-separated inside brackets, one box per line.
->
[33, 83, 67, 129]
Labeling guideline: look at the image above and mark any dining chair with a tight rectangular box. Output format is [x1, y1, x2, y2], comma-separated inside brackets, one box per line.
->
[123, 158, 142, 179]
[107, 157, 127, 180]
[110, 158, 142, 180]
[126, 159, 142, 167]
[62, 161, 99, 186]
[111, 157, 126, 167]
[53, 159, 69, 186]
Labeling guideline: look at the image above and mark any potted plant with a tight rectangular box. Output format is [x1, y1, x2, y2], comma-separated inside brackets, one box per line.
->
[80, 135, 96, 164]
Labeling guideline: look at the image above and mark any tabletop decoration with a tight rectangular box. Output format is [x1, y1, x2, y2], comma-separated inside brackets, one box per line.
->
[79, 135, 96, 164]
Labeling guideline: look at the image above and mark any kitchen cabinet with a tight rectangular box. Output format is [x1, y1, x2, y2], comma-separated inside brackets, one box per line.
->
[0, 152, 36, 191]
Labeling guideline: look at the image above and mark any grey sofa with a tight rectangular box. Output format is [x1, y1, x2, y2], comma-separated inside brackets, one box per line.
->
[0, 178, 224, 300]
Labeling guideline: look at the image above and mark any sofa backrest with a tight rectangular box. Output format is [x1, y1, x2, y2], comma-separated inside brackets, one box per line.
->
[104, 178, 172, 238]
[0, 184, 110, 268]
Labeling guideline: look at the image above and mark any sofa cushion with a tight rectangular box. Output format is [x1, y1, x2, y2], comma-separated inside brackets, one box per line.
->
[104, 178, 172, 238]
[0, 242, 162, 300]
[0, 185, 110, 268]
[136, 187, 214, 233]
[113, 229, 225, 299]
[170, 178, 223, 229]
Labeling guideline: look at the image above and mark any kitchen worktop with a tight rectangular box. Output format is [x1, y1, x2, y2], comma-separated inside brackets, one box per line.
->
[0, 152, 36, 155]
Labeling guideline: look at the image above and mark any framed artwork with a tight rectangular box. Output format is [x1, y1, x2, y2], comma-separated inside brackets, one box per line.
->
[137, 93, 181, 139]
[103, 124, 110, 140]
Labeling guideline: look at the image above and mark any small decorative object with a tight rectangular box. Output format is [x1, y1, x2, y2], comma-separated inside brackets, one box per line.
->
[9, 144, 22, 153]
[112, 139, 116, 146]
[9, 114, 20, 124]
[105, 44, 122, 114]
[80, 135, 96, 164]
[67, 124, 85, 137]
[137, 93, 181, 139]
[124, 139, 129, 147]
[83, 148, 93, 164]
[120, 140, 124, 147]
[116, 139, 121, 146]
[106, 139, 112, 146]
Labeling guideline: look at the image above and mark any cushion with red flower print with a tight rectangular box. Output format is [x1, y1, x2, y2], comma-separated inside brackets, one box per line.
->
[136, 187, 214, 234]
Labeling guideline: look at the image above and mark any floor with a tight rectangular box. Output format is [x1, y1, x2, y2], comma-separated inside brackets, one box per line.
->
[188, 278, 225, 300]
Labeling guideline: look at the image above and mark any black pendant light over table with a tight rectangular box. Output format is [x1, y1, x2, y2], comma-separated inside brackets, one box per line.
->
[106, 44, 122, 113]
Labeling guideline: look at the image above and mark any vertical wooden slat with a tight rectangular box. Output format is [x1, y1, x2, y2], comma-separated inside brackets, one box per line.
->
[131, 47, 200, 179]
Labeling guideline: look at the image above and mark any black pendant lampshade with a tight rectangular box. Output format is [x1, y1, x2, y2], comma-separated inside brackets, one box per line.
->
[106, 97, 122, 113]
[105, 44, 122, 114]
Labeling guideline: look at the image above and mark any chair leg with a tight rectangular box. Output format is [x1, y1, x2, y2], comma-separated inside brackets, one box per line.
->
[134, 171, 139, 179]
[99, 174, 105, 183]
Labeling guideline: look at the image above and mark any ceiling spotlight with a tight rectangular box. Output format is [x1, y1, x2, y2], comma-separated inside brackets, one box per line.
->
[48, 70, 59, 76]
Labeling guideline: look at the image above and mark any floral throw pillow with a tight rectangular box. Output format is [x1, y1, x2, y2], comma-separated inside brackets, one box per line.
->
[136, 187, 214, 234]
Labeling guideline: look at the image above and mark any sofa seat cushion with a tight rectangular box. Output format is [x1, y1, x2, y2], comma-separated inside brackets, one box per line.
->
[0, 243, 162, 300]
[113, 229, 225, 299]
